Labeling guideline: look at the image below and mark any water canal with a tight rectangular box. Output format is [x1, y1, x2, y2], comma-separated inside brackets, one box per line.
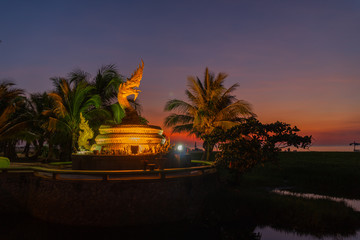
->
[2, 152, 360, 239]
[2, 192, 360, 240]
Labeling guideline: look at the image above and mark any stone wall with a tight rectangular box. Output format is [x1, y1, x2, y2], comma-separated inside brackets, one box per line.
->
[72, 153, 191, 170]
[0, 171, 218, 226]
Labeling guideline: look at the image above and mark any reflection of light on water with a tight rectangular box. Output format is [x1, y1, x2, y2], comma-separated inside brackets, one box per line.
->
[272, 189, 360, 212]
[255, 226, 360, 240]
[286, 145, 354, 152]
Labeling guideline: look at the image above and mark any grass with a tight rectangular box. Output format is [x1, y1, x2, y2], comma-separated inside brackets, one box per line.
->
[241, 152, 360, 199]
[202, 152, 360, 237]
[190, 151, 217, 161]
[1, 151, 360, 238]
[205, 186, 360, 238]
[48, 161, 72, 166]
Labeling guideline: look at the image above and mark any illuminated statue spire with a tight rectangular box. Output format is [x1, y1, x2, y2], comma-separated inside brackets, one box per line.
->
[117, 60, 144, 111]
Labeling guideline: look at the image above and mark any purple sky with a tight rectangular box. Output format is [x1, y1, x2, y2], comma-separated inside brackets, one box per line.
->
[1, 0, 360, 146]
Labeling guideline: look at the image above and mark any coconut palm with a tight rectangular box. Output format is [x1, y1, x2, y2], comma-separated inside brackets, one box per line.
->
[45, 77, 109, 161]
[91, 64, 126, 124]
[92, 65, 123, 105]
[21, 92, 57, 160]
[0, 81, 28, 159]
[164, 68, 255, 160]
[0, 81, 26, 139]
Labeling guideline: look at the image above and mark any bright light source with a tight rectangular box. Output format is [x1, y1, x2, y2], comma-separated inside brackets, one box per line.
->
[177, 145, 183, 151]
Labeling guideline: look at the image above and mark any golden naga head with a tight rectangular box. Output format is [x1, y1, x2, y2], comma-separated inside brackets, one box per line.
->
[118, 60, 144, 109]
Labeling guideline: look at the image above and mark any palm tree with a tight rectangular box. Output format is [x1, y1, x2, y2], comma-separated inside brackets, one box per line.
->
[164, 68, 255, 160]
[0, 81, 28, 159]
[91, 65, 126, 124]
[21, 92, 57, 160]
[92, 65, 123, 105]
[45, 78, 108, 161]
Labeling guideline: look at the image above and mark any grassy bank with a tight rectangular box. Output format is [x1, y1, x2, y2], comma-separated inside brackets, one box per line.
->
[1, 152, 360, 238]
[203, 152, 360, 237]
[241, 152, 360, 199]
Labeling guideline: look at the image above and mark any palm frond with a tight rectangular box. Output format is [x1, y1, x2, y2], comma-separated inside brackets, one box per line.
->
[164, 99, 195, 113]
[84, 108, 112, 126]
[187, 77, 205, 105]
[164, 113, 194, 127]
[68, 69, 90, 86]
[171, 124, 194, 134]
[47, 117, 71, 133]
[0, 105, 16, 127]
[213, 120, 240, 131]
[184, 89, 197, 105]
[0, 121, 29, 141]
[215, 100, 254, 121]
[213, 72, 227, 88]
[94, 65, 123, 105]
[73, 84, 98, 115]
[48, 92, 67, 118]
[110, 103, 125, 123]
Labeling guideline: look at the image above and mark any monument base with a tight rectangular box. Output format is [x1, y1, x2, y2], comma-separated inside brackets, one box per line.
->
[72, 153, 191, 170]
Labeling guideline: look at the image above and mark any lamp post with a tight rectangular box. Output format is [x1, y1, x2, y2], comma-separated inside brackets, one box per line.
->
[349, 141, 359, 152]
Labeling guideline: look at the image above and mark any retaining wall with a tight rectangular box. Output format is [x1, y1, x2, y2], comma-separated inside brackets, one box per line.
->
[0, 171, 218, 226]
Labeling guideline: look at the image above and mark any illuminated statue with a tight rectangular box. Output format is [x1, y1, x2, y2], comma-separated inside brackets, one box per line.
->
[118, 60, 144, 111]
[78, 113, 94, 150]
[92, 60, 166, 155]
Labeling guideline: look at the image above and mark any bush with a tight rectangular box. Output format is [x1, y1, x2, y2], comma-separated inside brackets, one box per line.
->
[0, 157, 10, 168]
[214, 118, 312, 182]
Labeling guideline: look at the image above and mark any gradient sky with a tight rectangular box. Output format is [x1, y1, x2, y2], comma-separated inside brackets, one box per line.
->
[1, 0, 359, 147]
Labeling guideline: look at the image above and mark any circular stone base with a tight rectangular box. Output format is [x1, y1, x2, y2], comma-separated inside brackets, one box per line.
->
[72, 153, 191, 170]
[72, 154, 159, 170]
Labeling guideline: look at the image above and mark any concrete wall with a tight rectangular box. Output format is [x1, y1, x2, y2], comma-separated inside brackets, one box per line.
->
[0, 171, 218, 226]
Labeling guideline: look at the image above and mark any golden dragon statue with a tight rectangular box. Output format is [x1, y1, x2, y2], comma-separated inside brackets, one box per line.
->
[118, 60, 144, 111]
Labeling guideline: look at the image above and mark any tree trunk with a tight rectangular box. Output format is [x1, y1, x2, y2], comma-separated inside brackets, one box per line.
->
[0, 142, 4, 154]
[72, 132, 78, 152]
[28, 137, 44, 161]
[205, 141, 210, 161]
[46, 140, 54, 162]
[201, 141, 207, 160]
[4, 141, 18, 161]
[23, 142, 30, 157]
[206, 142, 215, 161]
[60, 137, 72, 162]
[202, 140, 215, 161]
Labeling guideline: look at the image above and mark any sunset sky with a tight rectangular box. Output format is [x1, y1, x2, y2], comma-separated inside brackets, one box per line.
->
[1, 0, 359, 147]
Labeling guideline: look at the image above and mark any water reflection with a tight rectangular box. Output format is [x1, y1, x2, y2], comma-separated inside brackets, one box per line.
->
[273, 189, 360, 212]
[256, 226, 360, 240]
[3, 212, 359, 240]
[0, 212, 261, 240]
[2, 188, 360, 240]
